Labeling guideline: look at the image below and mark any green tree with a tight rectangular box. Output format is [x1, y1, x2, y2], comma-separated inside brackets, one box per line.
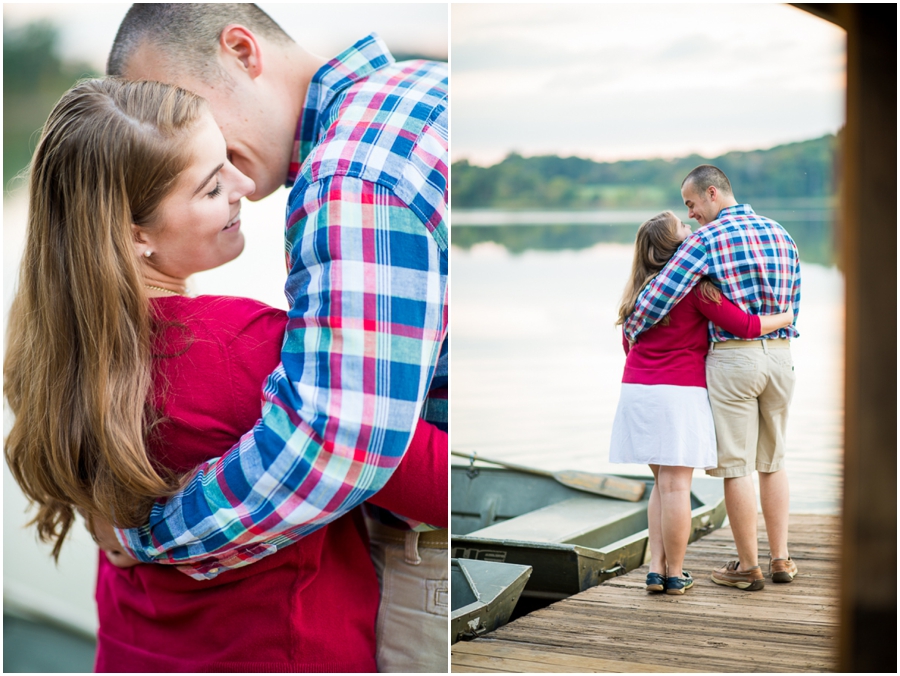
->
[3, 21, 98, 191]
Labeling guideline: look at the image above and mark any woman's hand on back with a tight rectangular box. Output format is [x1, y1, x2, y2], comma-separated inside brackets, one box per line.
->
[757, 309, 795, 336]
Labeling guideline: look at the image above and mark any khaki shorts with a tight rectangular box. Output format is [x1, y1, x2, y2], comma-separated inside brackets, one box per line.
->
[705, 339, 796, 478]
[366, 520, 448, 673]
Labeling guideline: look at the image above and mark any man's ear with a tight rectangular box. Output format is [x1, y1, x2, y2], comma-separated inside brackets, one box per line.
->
[707, 185, 719, 202]
[219, 25, 263, 79]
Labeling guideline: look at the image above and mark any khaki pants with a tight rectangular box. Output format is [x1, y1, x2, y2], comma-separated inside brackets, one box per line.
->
[705, 339, 796, 478]
[366, 520, 448, 673]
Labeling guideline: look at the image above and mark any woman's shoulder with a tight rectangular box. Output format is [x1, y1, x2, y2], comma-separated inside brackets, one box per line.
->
[152, 295, 286, 345]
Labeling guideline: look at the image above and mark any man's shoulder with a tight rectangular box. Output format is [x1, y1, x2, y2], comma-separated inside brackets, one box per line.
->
[323, 59, 448, 159]
[368, 58, 448, 93]
[299, 58, 448, 183]
[705, 206, 796, 246]
[291, 60, 449, 240]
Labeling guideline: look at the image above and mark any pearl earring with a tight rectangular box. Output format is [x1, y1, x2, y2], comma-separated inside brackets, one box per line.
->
[144, 250, 152, 258]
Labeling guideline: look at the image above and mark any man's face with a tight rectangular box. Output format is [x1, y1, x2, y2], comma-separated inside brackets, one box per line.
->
[122, 42, 294, 201]
[681, 181, 718, 227]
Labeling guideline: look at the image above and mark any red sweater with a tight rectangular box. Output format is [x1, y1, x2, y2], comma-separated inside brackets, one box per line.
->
[95, 295, 446, 673]
[622, 286, 761, 388]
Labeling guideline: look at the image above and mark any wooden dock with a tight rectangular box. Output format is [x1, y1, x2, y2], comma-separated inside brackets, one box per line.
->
[452, 514, 839, 673]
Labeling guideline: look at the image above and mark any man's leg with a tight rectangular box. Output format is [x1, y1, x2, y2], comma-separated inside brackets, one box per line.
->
[757, 344, 796, 574]
[759, 469, 790, 560]
[724, 474, 760, 570]
[706, 346, 766, 589]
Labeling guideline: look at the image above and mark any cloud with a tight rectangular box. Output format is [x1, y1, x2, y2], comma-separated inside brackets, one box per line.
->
[451, 4, 845, 162]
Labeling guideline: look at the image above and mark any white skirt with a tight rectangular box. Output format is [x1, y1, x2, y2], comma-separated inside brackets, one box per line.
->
[609, 383, 717, 469]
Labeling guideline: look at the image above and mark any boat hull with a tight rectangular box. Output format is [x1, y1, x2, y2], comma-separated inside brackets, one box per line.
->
[451, 558, 532, 643]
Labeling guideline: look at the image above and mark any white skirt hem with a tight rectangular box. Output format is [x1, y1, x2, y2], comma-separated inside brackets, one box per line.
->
[609, 383, 717, 469]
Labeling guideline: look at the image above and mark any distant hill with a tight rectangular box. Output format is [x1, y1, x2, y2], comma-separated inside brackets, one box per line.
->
[452, 134, 840, 210]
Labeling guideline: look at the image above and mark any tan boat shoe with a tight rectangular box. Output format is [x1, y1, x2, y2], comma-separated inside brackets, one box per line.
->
[710, 560, 765, 591]
[770, 555, 798, 583]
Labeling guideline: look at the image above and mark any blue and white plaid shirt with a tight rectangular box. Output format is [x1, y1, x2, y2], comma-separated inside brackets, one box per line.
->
[623, 204, 801, 343]
[116, 35, 448, 580]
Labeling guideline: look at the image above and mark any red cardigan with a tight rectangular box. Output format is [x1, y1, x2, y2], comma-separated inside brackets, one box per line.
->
[94, 295, 446, 673]
[622, 286, 761, 388]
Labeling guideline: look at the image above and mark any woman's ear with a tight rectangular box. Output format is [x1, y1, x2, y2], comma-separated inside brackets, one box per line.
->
[132, 225, 153, 260]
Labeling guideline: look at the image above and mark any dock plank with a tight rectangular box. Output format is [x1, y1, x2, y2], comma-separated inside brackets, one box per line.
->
[452, 642, 702, 673]
[452, 514, 839, 673]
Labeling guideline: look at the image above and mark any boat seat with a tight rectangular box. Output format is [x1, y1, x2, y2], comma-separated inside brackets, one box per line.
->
[465, 496, 647, 545]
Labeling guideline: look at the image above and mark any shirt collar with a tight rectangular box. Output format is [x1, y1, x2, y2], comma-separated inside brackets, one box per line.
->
[716, 203, 754, 220]
[285, 33, 395, 187]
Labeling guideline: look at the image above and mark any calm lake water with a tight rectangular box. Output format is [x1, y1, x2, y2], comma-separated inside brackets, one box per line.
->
[451, 241, 844, 514]
[452, 202, 838, 267]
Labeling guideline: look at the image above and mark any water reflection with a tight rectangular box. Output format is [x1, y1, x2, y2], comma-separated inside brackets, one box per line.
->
[453, 204, 837, 267]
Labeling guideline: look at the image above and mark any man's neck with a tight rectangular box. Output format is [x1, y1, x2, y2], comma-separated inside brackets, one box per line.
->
[715, 198, 739, 218]
[283, 44, 329, 120]
[268, 44, 328, 191]
[719, 198, 739, 210]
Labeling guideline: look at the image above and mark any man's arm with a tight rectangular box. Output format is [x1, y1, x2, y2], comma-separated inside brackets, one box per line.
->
[622, 235, 710, 341]
[100, 418, 447, 571]
[116, 175, 447, 567]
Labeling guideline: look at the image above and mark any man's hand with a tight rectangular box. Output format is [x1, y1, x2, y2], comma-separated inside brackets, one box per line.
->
[80, 509, 141, 569]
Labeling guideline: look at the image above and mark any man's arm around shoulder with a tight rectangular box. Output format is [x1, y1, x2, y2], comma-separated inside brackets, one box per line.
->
[116, 174, 447, 569]
[622, 233, 709, 341]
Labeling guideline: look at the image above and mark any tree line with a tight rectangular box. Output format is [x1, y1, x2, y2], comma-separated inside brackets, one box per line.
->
[452, 134, 840, 210]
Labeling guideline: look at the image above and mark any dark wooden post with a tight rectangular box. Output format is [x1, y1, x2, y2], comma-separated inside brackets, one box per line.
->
[793, 4, 897, 671]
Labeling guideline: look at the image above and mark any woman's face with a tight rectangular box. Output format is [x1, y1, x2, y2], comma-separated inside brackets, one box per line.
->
[140, 111, 256, 281]
[675, 217, 692, 242]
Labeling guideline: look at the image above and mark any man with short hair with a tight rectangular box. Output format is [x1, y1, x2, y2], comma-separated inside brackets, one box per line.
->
[105, 3, 448, 670]
[624, 164, 801, 591]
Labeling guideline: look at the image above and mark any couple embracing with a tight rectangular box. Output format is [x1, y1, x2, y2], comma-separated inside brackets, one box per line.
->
[5, 4, 447, 673]
[611, 165, 801, 595]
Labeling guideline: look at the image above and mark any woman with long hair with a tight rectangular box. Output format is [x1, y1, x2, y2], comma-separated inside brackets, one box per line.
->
[610, 211, 792, 595]
[4, 78, 444, 672]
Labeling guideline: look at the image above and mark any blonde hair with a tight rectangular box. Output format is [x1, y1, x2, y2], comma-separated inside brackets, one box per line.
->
[4, 78, 207, 560]
[617, 210, 720, 327]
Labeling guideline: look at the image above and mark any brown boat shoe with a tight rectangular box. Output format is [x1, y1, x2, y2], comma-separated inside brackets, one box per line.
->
[710, 560, 765, 591]
[770, 555, 799, 583]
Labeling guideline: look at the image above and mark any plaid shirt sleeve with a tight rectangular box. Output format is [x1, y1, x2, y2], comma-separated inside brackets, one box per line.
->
[622, 235, 710, 341]
[114, 175, 447, 579]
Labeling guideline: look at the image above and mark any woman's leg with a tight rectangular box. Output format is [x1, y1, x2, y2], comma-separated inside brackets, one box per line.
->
[647, 464, 666, 575]
[657, 465, 694, 577]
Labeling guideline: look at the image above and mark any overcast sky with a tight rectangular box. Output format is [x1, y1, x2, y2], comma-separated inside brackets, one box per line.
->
[3, 3, 448, 71]
[452, 3, 845, 165]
